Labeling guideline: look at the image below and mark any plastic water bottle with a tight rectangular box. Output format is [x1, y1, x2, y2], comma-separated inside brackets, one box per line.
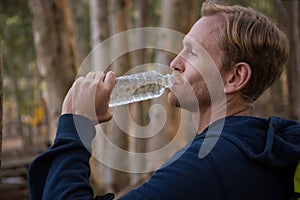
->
[109, 70, 174, 107]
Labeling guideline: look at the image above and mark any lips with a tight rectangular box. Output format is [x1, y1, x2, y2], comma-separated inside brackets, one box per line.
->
[172, 76, 182, 86]
[169, 77, 181, 92]
[171, 71, 180, 85]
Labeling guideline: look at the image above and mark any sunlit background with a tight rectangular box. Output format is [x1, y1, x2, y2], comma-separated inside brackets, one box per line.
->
[0, 0, 299, 199]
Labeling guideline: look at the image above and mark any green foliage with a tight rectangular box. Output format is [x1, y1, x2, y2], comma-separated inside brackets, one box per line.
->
[234, 0, 275, 19]
[0, 0, 39, 116]
[0, 0, 34, 74]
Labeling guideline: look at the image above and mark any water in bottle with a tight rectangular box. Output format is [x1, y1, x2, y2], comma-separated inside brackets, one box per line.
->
[109, 70, 174, 107]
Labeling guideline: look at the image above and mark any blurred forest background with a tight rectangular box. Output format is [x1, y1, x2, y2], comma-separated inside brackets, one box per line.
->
[0, 0, 299, 199]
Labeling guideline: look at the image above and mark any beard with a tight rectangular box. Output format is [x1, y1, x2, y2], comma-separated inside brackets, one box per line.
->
[168, 84, 210, 113]
[167, 72, 224, 113]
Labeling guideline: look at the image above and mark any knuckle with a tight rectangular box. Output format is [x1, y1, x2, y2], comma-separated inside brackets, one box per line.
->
[74, 77, 84, 86]
[76, 76, 85, 82]
[87, 71, 95, 76]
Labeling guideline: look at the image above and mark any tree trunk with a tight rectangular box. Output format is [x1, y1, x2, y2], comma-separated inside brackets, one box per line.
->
[292, 0, 300, 120]
[270, 79, 285, 116]
[69, 1, 90, 66]
[0, 39, 3, 178]
[28, 0, 78, 142]
[284, 1, 299, 120]
[8, 57, 28, 152]
[89, 0, 110, 71]
[155, 0, 200, 66]
[275, 0, 300, 120]
[2, 25, 30, 153]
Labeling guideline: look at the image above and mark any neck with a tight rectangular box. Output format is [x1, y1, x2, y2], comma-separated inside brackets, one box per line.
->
[193, 96, 251, 134]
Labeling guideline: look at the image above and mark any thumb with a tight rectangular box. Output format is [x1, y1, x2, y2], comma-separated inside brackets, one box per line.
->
[103, 71, 116, 92]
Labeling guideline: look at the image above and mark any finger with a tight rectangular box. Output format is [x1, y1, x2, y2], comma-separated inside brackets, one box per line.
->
[61, 86, 74, 114]
[74, 76, 84, 83]
[86, 71, 96, 80]
[76, 76, 85, 81]
[103, 71, 116, 91]
[72, 76, 85, 89]
[95, 71, 105, 83]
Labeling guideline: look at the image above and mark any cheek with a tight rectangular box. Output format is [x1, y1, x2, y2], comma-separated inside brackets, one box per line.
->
[192, 80, 207, 98]
[183, 75, 205, 99]
[186, 70, 204, 89]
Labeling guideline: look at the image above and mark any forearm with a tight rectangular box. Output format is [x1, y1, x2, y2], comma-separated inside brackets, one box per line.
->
[28, 114, 95, 200]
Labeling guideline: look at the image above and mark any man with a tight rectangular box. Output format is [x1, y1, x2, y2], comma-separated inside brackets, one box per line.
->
[29, 1, 300, 199]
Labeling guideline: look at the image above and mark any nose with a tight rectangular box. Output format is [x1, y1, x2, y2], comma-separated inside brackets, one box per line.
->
[170, 54, 185, 73]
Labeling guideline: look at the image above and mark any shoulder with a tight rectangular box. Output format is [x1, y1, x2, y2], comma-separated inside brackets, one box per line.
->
[122, 139, 226, 200]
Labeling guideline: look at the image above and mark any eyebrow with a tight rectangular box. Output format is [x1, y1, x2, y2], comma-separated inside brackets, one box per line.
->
[183, 37, 193, 47]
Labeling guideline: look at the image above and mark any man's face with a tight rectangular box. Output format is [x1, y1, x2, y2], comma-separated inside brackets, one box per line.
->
[168, 15, 225, 112]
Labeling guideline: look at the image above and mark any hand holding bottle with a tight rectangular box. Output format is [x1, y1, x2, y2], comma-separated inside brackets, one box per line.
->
[62, 71, 116, 124]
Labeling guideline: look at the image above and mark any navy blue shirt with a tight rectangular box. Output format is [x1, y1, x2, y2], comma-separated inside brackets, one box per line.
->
[28, 114, 300, 199]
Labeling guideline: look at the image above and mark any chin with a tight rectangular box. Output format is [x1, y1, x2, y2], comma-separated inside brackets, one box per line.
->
[167, 92, 180, 108]
[167, 92, 199, 112]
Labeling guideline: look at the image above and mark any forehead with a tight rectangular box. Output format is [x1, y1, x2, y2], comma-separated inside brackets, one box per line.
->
[184, 15, 224, 48]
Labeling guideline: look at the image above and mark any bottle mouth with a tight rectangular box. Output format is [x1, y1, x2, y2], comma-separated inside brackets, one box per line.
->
[163, 74, 174, 88]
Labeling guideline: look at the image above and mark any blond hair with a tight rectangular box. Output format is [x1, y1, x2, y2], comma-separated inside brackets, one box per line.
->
[201, 0, 289, 102]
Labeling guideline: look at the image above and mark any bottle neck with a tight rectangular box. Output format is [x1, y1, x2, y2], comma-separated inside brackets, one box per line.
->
[162, 74, 174, 88]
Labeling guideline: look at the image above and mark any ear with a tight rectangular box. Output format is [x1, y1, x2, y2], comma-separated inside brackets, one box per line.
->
[223, 62, 251, 94]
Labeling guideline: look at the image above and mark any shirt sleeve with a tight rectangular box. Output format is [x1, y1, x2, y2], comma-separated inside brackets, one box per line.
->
[28, 114, 96, 200]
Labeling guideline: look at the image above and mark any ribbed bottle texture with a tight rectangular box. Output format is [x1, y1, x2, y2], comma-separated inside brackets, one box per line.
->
[109, 70, 174, 107]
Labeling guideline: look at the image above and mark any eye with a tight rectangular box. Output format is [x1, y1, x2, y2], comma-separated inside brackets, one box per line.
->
[189, 49, 197, 56]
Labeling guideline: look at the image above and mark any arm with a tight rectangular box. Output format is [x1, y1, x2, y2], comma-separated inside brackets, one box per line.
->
[28, 71, 116, 200]
[28, 114, 96, 199]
